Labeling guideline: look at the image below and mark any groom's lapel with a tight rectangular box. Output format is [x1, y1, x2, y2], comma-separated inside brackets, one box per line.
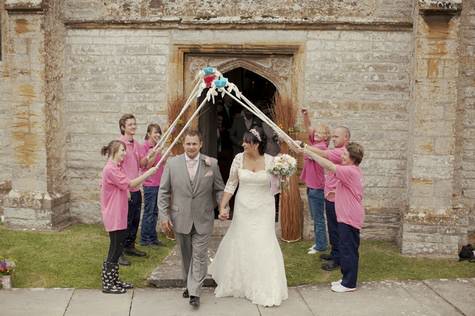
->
[180, 154, 193, 193]
[192, 155, 206, 195]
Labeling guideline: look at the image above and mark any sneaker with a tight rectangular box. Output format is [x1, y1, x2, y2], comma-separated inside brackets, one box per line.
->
[331, 283, 356, 293]
[307, 248, 320, 254]
[307, 244, 316, 251]
[331, 279, 342, 286]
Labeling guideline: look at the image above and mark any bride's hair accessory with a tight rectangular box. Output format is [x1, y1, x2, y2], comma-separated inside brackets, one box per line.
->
[249, 128, 262, 142]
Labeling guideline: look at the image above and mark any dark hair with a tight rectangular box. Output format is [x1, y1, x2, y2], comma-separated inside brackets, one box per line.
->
[101, 140, 125, 158]
[243, 126, 267, 156]
[145, 123, 162, 140]
[347, 142, 364, 165]
[119, 114, 136, 135]
[183, 129, 202, 141]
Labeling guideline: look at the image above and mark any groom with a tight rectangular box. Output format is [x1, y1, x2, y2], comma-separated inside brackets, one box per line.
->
[158, 129, 225, 308]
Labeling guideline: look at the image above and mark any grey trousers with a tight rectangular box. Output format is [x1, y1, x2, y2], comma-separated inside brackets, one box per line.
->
[175, 225, 210, 297]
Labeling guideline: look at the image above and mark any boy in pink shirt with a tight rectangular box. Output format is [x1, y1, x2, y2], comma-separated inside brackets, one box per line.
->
[100, 140, 160, 294]
[300, 109, 330, 254]
[139, 123, 166, 247]
[118, 114, 146, 264]
[302, 142, 365, 293]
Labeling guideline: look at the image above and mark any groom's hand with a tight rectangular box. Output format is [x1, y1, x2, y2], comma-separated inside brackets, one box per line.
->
[218, 207, 229, 221]
[160, 220, 173, 232]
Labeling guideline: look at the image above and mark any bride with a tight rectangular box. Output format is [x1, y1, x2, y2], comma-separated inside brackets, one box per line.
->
[209, 127, 288, 307]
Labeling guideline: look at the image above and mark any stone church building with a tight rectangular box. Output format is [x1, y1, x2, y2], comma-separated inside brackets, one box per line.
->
[0, 0, 474, 256]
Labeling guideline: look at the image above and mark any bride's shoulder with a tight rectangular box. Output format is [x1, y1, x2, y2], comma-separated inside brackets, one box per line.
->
[234, 152, 244, 161]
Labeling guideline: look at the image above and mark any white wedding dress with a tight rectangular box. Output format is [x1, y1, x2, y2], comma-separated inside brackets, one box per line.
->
[209, 153, 288, 306]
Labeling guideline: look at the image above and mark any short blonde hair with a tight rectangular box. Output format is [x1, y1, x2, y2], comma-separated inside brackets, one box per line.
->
[315, 124, 331, 142]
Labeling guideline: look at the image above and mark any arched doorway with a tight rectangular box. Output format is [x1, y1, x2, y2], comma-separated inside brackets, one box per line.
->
[198, 67, 279, 219]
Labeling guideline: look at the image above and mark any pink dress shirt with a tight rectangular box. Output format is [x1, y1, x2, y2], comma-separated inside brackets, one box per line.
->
[100, 160, 130, 232]
[300, 134, 328, 190]
[334, 165, 365, 230]
[119, 135, 142, 192]
[141, 140, 165, 187]
[324, 146, 347, 202]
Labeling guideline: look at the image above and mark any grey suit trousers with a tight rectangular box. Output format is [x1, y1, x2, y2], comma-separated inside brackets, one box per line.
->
[175, 225, 210, 297]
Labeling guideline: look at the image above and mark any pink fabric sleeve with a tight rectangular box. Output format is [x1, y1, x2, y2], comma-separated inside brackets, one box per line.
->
[327, 148, 344, 164]
[105, 167, 130, 191]
[335, 165, 352, 186]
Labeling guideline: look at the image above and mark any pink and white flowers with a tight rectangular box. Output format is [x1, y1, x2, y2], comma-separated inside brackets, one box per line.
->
[269, 154, 297, 178]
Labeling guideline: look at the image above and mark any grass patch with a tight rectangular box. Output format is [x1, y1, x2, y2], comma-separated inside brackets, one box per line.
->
[1, 224, 474, 288]
[0, 224, 174, 288]
[282, 240, 475, 286]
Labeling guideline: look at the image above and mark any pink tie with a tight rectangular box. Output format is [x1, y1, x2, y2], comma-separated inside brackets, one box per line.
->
[187, 160, 197, 181]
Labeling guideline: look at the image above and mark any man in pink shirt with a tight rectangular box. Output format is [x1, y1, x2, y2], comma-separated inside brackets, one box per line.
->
[118, 114, 146, 265]
[304, 125, 350, 271]
[302, 142, 365, 292]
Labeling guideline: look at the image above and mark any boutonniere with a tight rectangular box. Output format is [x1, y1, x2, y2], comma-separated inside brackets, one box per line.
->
[204, 157, 212, 167]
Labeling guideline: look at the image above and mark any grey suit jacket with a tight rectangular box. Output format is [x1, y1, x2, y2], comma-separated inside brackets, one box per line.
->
[158, 153, 225, 235]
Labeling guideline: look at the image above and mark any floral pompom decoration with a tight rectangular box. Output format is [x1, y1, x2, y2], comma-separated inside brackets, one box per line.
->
[0, 259, 16, 275]
[268, 154, 297, 178]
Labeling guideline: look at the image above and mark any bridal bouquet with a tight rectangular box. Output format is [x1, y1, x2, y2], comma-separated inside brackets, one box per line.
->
[269, 154, 297, 179]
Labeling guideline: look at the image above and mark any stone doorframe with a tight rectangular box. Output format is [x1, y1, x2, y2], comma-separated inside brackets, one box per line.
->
[168, 44, 305, 112]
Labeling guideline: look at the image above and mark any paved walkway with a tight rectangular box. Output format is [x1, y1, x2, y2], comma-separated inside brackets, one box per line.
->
[1, 278, 474, 316]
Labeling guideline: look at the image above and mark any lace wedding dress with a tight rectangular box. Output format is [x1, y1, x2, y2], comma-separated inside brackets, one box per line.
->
[209, 153, 288, 306]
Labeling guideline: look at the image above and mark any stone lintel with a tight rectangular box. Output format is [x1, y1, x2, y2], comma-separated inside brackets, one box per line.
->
[5, 0, 44, 13]
[4, 190, 71, 230]
[64, 18, 412, 32]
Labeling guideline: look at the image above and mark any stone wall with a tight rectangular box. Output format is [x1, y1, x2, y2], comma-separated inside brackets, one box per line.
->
[304, 29, 411, 240]
[0, 0, 10, 217]
[460, 0, 475, 241]
[2, 0, 70, 229]
[64, 27, 412, 242]
[401, 1, 467, 256]
[64, 29, 170, 222]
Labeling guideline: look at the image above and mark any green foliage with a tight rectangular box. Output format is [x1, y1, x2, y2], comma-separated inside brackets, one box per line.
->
[0, 224, 174, 288]
[282, 240, 475, 286]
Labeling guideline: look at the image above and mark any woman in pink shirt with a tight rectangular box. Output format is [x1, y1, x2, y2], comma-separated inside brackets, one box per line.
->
[302, 142, 364, 293]
[100, 140, 160, 294]
[140, 123, 166, 247]
[300, 109, 330, 254]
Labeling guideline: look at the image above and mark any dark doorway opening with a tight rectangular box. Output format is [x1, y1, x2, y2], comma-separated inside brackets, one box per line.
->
[198, 67, 280, 220]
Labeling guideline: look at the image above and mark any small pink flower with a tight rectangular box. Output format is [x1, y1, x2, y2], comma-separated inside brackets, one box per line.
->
[204, 157, 212, 167]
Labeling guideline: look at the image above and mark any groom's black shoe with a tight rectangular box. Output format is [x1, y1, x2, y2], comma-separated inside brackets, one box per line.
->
[189, 296, 200, 308]
[182, 289, 189, 298]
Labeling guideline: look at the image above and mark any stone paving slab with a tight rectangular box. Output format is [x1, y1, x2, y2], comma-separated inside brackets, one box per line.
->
[64, 289, 133, 316]
[148, 237, 222, 288]
[423, 278, 475, 316]
[131, 288, 260, 316]
[2, 280, 474, 316]
[299, 281, 464, 316]
[0, 288, 73, 316]
[257, 287, 313, 316]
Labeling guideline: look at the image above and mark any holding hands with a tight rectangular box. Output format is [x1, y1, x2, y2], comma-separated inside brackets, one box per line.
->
[218, 205, 230, 221]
